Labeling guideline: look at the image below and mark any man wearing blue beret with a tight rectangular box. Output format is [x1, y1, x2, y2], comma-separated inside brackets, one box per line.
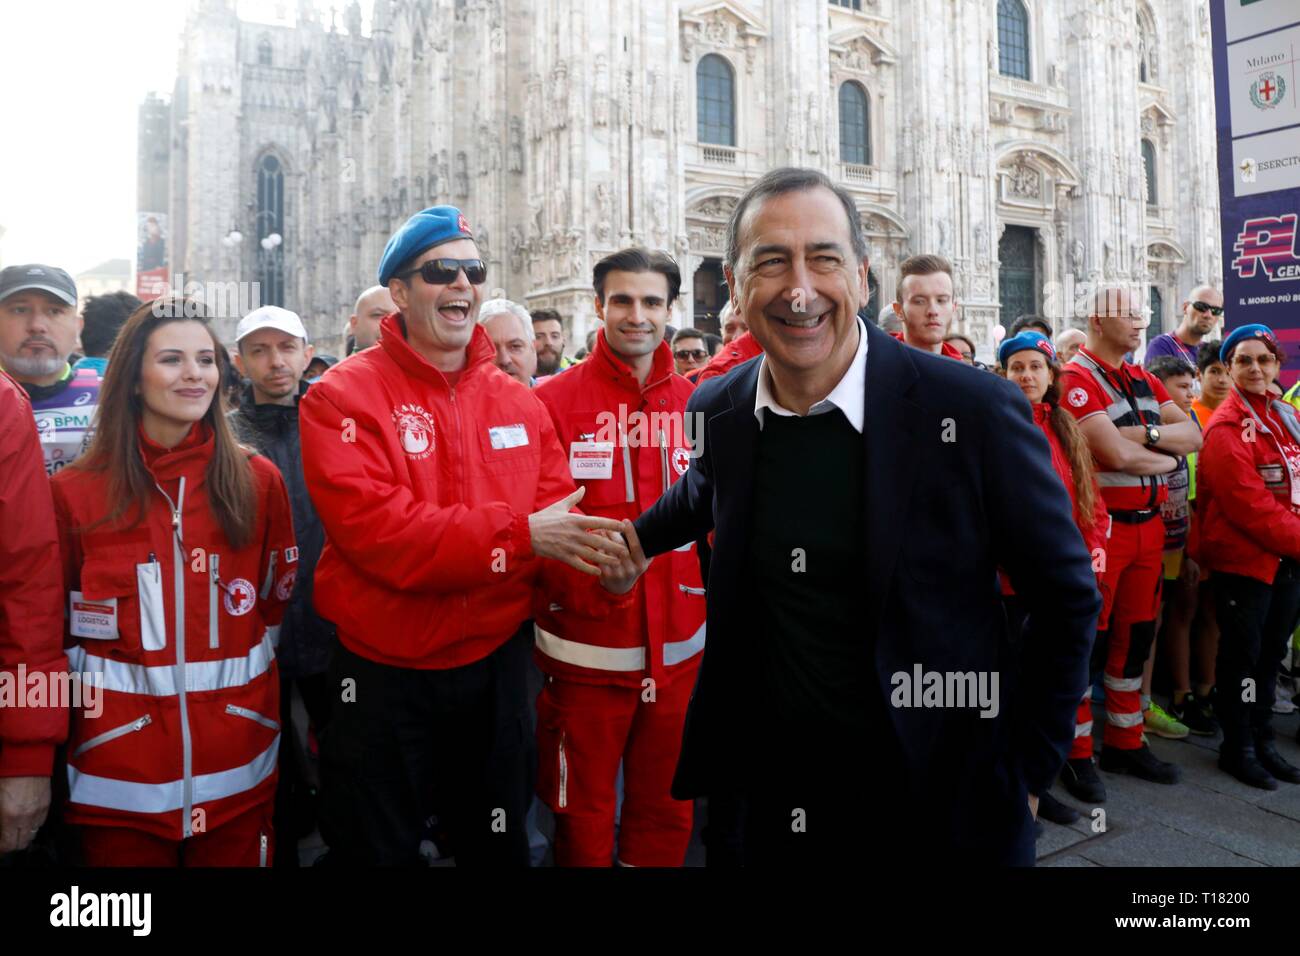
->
[300, 205, 647, 865]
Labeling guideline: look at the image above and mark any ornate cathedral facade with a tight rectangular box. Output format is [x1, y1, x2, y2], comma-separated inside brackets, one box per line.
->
[164, 0, 1221, 357]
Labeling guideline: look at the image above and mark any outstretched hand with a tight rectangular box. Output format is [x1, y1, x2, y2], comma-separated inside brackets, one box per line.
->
[529, 486, 630, 575]
[599, 519, 652, 595]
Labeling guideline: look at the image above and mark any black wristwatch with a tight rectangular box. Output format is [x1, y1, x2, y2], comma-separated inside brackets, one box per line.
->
[1144, 424, 1161, 447]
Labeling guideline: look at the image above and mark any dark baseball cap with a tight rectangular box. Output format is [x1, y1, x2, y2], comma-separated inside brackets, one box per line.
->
[0, 264, 78, 306]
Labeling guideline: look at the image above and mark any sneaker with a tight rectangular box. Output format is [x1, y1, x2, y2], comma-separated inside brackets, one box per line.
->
[1272, 677, 1297, 714]
[1061, 757, 1107, 803]
[1171, 692, 1220, 736]
[1100, 743, 1182, 784]
[1144, 700, 1190, 739]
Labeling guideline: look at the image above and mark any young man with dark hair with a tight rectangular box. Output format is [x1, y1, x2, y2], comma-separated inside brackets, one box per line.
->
[531, 307, 570, 376]
[891, 254, 964, 360]
[1195, 341, 1230, 425]
[76, 290, 141, 373]
[531, 246, 705, 866]
[671, 328, 709, 376]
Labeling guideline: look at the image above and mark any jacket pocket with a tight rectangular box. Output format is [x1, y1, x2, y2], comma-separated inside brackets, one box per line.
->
[75, 557, 141, 652]
[73, 714, 152, 758]
[137, 559, 166, 652]
[476, 423, 542, 477]
[225, 704, 281, 731]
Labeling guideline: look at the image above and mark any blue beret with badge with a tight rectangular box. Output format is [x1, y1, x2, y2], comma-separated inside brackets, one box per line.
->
[377, 205, 475, 286]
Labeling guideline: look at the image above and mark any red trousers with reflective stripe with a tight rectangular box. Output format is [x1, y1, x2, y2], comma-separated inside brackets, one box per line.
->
[1095, 516, 1164, 750]
[79, 800, 274, 867]
[535, 671, 695, 867]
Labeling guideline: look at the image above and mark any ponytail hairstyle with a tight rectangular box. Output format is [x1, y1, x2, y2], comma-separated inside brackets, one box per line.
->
[73, 297, 257, 549]
[1042, 365, 1099, 528]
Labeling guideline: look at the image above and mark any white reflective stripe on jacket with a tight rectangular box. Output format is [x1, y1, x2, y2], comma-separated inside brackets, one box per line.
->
[534, 622, 706, 672]
[68, 738, 279, 814]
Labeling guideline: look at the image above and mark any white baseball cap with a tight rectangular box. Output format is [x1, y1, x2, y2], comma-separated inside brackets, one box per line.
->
[235, 306, 309, 344]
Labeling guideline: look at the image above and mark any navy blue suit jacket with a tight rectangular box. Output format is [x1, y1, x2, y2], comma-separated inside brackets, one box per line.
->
[633, 322, 1101, 863]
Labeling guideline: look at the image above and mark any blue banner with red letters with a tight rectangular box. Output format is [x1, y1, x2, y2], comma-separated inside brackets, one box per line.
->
[1210, 0, 1300, 386]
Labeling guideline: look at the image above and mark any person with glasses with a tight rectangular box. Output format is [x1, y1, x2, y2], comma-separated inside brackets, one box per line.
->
[1196, 324, 1300, 789]
[1144, 286, 1223, 371]
[671, 328, 709, 376]
[299, 205, 642, 866]
[1058, 286, 1201, 795]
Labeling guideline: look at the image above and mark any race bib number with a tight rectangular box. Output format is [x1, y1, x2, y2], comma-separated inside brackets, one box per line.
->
[570, 441, 614, 480]
[70, 592, 118, 640]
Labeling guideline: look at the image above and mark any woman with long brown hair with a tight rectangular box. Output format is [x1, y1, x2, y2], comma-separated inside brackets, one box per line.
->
[51, 297, 295, 866]
[999, 330, 1109, 822]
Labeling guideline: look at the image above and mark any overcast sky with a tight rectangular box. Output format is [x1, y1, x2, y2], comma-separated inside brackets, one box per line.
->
[0, 1, 369, 278]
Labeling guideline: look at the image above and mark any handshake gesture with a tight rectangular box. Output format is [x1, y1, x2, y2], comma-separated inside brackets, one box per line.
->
[528, 487, 651, 594]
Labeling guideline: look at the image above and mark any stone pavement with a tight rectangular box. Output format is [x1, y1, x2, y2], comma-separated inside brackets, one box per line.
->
[1037, 709, 1300, 867]
[292, 685, 1300, 867]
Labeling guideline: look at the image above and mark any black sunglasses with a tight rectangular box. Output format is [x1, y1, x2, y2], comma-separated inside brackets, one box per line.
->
[674, 349, 708, 361]
[399, 258, 487, 286]
[1192, 301, 1224, 317]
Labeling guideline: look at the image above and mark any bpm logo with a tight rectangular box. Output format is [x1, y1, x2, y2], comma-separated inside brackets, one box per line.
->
[1232, 213, 1300, 282]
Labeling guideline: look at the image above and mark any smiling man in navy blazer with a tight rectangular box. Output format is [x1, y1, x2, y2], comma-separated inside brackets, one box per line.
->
[623, 167, 1101, 866]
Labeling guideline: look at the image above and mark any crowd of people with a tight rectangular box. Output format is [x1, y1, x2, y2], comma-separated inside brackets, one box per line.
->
[2, 165, 1299, 868]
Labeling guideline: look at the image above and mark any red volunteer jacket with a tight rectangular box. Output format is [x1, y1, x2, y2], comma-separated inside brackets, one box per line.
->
[533, 332, 706, 689]
[690, 330, 763, 384]
[299, 313, 619, 671]
[1002, 402, 1108, 596]
[50, 422, 294, 840]
[1196, 387, 1300, 584]
[0, 371, 68, 777]
[1034, 402, 1110, 561]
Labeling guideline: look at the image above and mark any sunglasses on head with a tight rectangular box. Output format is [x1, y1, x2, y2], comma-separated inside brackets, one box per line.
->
[1192, 301, 1223, 317]
[399, 258, 487, 286]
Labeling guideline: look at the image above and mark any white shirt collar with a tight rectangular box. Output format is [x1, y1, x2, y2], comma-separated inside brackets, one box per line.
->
[753, 319, 868, 433]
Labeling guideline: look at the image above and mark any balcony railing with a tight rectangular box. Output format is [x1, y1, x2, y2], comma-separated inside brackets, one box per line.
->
[701, 145, 737, 165]
[842, 162, 873, 183]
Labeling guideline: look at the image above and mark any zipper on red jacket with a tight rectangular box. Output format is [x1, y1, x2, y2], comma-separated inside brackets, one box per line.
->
[154, 476, 196, 838]
[659, 428, 668, 495]
[450, 385, 470, 631]
[209, 553, 220, 649]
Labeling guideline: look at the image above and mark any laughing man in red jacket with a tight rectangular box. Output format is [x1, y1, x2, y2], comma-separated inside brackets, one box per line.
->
[299, 206, 642, 866]
[533, 248, 705, 866]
